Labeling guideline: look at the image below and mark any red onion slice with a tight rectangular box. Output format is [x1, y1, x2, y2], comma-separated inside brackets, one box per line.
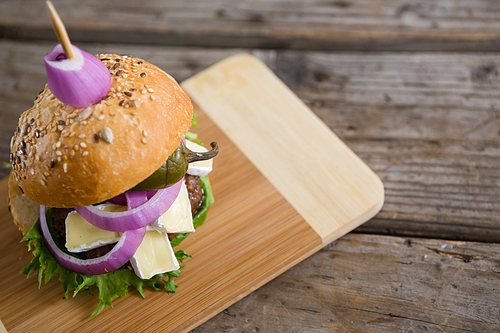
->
[39, 205, 145, 275]
[125, 191, 148, 210]
[109, 193, 127, 206]
[44, 44, 111, 108]
[75, 178, 183, 232]
[109, 191, 157, 205]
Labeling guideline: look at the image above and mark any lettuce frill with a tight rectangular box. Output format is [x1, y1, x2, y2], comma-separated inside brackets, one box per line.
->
[20, 175, 214, 317]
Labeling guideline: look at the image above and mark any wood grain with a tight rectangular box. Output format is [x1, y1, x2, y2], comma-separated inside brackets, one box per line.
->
[1, 41, 499, 242]
[193, 233, 500, 332]
[1, 2, 500, 331]
[181, 54, 384, 245]
[2, 0, 500, 52]
[275, 52, 500, 242]
[0, 109, 323, 332]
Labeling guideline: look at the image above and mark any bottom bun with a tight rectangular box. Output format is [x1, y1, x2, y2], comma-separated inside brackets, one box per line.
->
[8, 171, 40, 236]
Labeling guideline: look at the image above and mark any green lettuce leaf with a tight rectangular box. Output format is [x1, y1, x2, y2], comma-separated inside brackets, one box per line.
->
[186, 109, 205, 143]
[19, 175, 213, 317]
[19, 218, 83, 297]
[185, 131, 198, 141]
[191, 108, 199, 128]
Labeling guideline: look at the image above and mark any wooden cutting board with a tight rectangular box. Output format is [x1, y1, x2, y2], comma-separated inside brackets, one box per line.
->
[0, 54, 383, 332]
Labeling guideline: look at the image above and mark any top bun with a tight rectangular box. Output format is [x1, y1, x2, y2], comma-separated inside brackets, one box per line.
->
[10, 54, 193, 208]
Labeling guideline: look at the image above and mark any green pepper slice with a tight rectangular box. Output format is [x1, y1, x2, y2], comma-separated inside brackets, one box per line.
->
[131, 141, 218, 191]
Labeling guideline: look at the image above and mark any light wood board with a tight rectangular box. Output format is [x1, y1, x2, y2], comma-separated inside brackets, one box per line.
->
[0, 55, 383, 332]
[182, 54, 384, 246]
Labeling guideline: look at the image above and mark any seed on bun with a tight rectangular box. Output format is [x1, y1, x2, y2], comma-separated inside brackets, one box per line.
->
[10, 55, 193, 208]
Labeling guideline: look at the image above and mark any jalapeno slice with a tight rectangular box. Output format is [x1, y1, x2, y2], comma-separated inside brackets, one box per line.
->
[131, 141, 218, 191]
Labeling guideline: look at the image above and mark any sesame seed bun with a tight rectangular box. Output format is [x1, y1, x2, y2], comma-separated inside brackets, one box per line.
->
[8, 171, 39, 236]
[10, 55, 193, 208]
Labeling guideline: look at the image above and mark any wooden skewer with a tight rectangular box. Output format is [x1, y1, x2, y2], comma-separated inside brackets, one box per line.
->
[46, 1, 75, 59]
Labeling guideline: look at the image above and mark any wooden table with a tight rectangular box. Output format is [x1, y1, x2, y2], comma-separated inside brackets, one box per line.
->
[1, 1, 499, 331]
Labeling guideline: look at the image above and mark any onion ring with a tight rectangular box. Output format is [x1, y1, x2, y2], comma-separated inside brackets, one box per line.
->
[39, 205, 145, 275]
[75, 178, 183, 232]
[125, 191, 148, 210]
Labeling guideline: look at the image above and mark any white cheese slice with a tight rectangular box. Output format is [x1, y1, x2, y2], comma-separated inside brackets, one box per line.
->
[65, 203, 126, 253]
[130, 230, 180, 279]
[150, 182, 195, 233]
[185, 139, 213, 176]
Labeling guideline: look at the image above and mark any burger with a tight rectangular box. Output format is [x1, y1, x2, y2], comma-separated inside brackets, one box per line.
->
[7, 50, 218, 316]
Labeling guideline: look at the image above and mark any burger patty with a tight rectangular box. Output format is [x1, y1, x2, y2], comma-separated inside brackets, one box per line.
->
[51, 175, 202, 260]
[51, 207, 73, 239]
[185, 174, 203, 215]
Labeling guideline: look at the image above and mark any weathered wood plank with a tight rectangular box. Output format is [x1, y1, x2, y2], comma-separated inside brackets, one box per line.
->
[277, 52, 500, 242]
[2, 0, 500, 51]
[1, 41, 499, 242]
[192, 233, 500, 332]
